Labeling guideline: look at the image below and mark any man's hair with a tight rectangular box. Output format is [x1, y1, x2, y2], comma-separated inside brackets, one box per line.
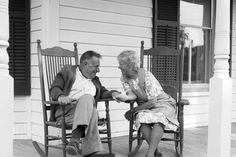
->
[80, 50, 102, 64]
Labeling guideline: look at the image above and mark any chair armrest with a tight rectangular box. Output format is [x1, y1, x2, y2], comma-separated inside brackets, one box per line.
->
[43, 101, 65, 122]
[178, 99, 190, 106]
[119, 100, 136, 111]
[44, 100, 77, 106]
[98, 98, 114, 102]
[44, 101, 60, 105]
[124, 100, 135, 104]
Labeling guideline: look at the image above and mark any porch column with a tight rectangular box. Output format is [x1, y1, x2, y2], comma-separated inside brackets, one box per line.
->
[207, 0, 232, 157]
[0, 0, 14, 157]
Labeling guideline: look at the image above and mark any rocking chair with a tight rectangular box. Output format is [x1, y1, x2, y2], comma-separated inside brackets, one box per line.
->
[127, 41, 189, 157]
[32, 40, 113, 157]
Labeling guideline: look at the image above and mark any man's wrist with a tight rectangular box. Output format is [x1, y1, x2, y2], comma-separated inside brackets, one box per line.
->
[112, 91, 121, 97]
[58, 95, 66, 100]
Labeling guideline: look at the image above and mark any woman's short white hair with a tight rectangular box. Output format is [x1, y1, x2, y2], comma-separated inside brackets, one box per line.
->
[117, 50, 139, 68]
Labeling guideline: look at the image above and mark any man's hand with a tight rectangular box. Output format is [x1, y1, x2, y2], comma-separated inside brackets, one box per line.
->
[113, 94, 128, 102]
[58, 95, 72, 105]
[112, 92, 121, 101]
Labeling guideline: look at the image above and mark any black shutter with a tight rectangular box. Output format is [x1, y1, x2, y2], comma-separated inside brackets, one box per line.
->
[8, 0, 30, 95]
[152, 0, 181, 92]
[153, 0, 179, 49]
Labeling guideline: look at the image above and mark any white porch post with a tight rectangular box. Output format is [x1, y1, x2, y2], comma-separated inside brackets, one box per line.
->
[207, 0, 232, 157]
[0, 0, 14, 157]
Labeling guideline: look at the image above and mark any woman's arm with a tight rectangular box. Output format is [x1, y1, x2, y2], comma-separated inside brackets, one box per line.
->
[133, 98, 157, 112]
[114, 90, 137, 102]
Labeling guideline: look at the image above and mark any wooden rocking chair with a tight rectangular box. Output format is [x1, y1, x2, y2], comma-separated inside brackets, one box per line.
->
[32, 40, 113, 157]
[127, 41, 189, 157]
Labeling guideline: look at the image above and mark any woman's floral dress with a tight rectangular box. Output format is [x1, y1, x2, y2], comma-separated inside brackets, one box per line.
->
[121, 68, 179, 131]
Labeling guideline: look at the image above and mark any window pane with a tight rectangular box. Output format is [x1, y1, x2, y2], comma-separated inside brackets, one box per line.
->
[181, 27, 210, 83]
[180, 0, 211, 27]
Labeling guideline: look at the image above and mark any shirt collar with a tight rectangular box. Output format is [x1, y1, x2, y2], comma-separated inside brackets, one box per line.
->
[77, 67, 92, 80]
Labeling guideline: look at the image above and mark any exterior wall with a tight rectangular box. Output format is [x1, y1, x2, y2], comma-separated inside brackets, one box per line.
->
[30, 0, 46, 143]
[232, 0, 236, 122]
[183, 91, 210, 128]
[13, 97, 31, 139]
[13, 0, 43, 140]
[58, 0, 153, 137]
[13, 0, 236, 141]
[57, 0, 211, 134]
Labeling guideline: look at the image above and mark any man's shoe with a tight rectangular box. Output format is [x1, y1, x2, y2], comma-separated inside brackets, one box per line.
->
[86, 153, 115, 157]
[154, 149, 162, 157]
[66, 140, 82, 155]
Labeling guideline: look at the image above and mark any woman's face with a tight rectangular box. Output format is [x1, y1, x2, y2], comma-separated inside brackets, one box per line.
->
[118, 61, 137, 79]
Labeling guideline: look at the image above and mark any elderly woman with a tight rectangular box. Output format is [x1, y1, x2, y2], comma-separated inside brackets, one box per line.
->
[114, 50, 179, 157]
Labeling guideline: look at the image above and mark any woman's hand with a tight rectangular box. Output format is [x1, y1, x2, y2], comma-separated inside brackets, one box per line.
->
[113, 94, 127, 102]
[133, 98, 157, 112]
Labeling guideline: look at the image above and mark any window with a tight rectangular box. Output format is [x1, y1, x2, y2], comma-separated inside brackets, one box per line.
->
[180, 0, 214, 84]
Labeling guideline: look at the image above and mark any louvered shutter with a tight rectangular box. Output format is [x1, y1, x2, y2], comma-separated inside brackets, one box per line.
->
[152, 0, 181, 92]
[8, 0, 30, 95]
[153, 0, 179, 49]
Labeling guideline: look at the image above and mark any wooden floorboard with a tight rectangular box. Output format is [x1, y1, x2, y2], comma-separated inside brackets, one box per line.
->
[14, 123, 236, 157]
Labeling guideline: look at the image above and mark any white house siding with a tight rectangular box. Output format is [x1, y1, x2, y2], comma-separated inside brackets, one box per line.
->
[14, 0, 234, 142]
[12, 0, 42, 140]
[58, 0, 153, 137]
[30, 0, 61, 144]
[15, 0, 212, 142]
[232, 0, 236, 122]
[183, 91, 209, 128]
[13, 96, 31, 139]
[30, 0, 44, 143]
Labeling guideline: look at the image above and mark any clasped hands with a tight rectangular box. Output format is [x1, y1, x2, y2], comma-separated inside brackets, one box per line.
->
[111, 92, 128, 102]
[112, 92, 139, 121]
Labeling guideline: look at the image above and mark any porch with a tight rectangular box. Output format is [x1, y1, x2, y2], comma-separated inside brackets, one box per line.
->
[14, 123, 236, 157]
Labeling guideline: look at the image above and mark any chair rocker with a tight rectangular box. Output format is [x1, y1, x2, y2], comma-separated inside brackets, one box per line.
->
[32, 40, 113, 157]
[127, 41, 189, 157]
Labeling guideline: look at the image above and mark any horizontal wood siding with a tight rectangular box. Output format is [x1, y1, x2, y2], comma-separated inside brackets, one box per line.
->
[13, 0, 43, 140]
[232, 0, 236, 122]
[59, 0, 153, 137]
[183, 92, 209, 128]
[13, 97, 31, 139]
[18, 0, 233, 142]
[30, 0, 44, 142]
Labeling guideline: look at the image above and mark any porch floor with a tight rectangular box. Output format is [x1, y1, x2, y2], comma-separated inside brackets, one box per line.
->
[14, 123, 236, 157]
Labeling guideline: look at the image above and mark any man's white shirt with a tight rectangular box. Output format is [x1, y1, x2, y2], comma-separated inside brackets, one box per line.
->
[69, 67, 96, 100]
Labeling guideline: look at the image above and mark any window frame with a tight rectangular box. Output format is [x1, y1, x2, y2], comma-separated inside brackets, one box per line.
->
[180, 0, 215, 85]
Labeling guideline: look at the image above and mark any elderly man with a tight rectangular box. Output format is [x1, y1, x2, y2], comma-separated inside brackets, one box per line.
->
[50, 50, 119, 157]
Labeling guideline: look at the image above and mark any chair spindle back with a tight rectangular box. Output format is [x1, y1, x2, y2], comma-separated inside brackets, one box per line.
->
[140, 41, 183, 101]
[37, 40, 78, 101]
[37, 40, 78, 121]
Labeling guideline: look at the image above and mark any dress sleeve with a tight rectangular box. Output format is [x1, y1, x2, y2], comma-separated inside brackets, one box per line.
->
[144, 70, 163, 99]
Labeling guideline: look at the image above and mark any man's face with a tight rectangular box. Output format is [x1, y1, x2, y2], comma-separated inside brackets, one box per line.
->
[82, 56, 100, 79]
